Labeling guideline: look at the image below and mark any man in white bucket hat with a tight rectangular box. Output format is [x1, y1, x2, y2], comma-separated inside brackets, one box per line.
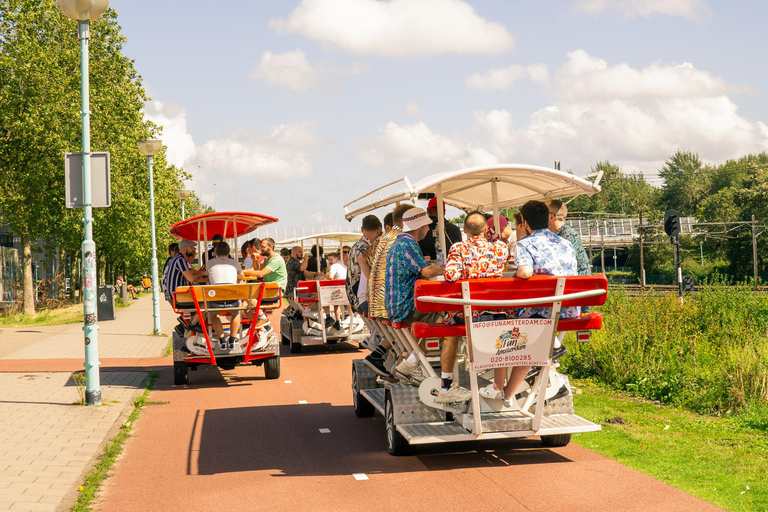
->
[384, 207, 446, 384]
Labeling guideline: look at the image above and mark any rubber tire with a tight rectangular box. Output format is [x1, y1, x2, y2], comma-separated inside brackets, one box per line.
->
[173, 361, 188, 385]
[352, 365, 375, 417]
[541, 434, 571, 447]
[385, 391, 409, 456]
[264, 357, 281, 379]
[289, 329, 303, 354]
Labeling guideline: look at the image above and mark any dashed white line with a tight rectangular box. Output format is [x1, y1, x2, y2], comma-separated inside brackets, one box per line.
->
[319, 428, 331, 433]
[353, 473, 368, 481]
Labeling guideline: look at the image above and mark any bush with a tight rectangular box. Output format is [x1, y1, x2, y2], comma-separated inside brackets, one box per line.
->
[563, 283, 768, 416]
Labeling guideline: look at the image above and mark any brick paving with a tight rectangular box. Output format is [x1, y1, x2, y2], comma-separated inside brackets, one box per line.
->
[0, 294, 175, 511]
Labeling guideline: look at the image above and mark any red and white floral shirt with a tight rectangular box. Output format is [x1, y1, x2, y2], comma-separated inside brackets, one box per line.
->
[444, 234, 508, 282]
[443, 235, 511, 322]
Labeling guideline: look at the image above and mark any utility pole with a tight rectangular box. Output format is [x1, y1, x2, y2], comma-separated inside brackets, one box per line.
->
[639, 209, 645, 289]
[752, 214, 759, 291]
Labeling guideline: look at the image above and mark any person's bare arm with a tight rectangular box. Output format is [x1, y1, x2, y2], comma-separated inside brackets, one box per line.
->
[357, 254, 372, 279]
[300, 255, 309, 272]
[420, 264, 444, 278]
[516, 266, 533, 279]
[182, 268, 206, 283]
[249, 266, 273, 279]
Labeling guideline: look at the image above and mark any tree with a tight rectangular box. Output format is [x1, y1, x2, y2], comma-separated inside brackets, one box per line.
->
[567, 161, 660, 217]
[658, 150, 706, 216]
[0, 1, 192, 311]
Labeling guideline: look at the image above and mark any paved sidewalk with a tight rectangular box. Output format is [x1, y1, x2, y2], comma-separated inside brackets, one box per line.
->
[0, 294, 175, 511]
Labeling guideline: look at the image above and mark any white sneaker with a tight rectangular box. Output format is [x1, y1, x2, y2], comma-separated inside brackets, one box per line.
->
[478, 383, 504, 400]
[435, 385, 472, 404]
[394, 359, 426, 383]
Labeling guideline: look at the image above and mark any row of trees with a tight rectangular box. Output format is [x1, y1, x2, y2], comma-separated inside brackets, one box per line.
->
[568, 151, 768, 281]
[0, 1, 205, 314]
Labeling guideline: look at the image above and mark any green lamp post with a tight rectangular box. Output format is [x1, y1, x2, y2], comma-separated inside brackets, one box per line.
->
[57, 0, 110, 406]
[137, 139, 163, 335]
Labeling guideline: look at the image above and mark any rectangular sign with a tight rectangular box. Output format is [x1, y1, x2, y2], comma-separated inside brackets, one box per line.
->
[319, 284, 349, 306]
[65, 152, 111, 208]
[468, 317, 555, 371]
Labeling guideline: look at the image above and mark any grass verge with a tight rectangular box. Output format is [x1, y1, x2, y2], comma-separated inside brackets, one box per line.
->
[70, 371, 159, 512]
[0, 303, 83, 327]
[572, 379, 767, 512]
[163, 336, 173, 358]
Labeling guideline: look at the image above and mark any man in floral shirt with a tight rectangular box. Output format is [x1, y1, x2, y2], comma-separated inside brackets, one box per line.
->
[482, 200, 579, 407]
[435, 211, 511, 404]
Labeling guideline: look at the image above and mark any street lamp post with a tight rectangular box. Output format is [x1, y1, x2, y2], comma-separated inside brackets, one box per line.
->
[58, 0, 110, 406]
[137, 139, 163, 335]
[174, 189, 192, 220]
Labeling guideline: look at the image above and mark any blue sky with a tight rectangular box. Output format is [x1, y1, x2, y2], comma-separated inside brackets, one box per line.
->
[110, 0, 768, 237]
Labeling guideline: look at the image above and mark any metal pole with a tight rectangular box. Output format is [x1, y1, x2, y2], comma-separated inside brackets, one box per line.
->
[181, 198, 186, 220]
[79, 20, 101, 406]
[148, 155, 161, 334]
[752, 214, 759, 290]
[639, 210, 645, 289]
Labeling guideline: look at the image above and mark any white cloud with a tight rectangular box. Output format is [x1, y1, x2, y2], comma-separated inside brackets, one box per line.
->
[270, 0, 514, 56]
[466, 63, 549, 91]
[250, 50, 318, 94]
[405, 102, 421, 116]
[196, 121, 327, 180]
[250, 50, 368, 93]
[143, 100, 196, 167]
[574, 0, 711, 21]
[361, 51, 768, 175]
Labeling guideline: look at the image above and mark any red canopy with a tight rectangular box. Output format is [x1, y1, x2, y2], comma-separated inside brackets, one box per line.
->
[168, 212, 279, 242]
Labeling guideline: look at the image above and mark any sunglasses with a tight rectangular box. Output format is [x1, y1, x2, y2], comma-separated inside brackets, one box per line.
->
[342, 251, 349, 254]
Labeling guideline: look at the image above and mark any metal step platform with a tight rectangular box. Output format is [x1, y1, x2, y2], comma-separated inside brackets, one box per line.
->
[361, 388, 386, 414]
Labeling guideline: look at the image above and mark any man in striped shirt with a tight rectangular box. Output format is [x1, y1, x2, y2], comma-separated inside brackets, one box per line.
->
[164, 239, 207, 332]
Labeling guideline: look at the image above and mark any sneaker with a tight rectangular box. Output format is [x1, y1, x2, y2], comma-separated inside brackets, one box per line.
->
[503, 396, 520, 410]
[333, 320, 341, 331]
[478, 383, 504, 400]
[363, 355, 389, 377]
[552, 345, 568, 361]
[324, 316, 335, 329]
[219, 337, 227, 351]
[435, 385, 472, 404]
[228, 336, 237, 350]
[394, 359, 426, 383]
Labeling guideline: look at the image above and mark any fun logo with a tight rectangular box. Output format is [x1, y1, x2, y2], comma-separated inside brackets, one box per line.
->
[494, 326, 528, 353]
[330, 289, 343, 301]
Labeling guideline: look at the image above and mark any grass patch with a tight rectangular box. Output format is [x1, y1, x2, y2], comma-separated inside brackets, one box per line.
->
[572, 379, 767, 512]
[70, 371, 159, 512]
[0, 303, 84, 327]
[163, 337, 173, 358]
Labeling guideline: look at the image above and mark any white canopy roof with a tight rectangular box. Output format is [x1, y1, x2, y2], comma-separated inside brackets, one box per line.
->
[344, 164, 601, 220]
[276, 232, 362, 246]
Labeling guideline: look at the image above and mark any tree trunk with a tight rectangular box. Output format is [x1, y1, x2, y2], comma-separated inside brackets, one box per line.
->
[21, 234, 34, 315]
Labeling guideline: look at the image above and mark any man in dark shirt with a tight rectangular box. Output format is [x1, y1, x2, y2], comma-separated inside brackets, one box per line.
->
[418, 197, 462, 263]
[285, 246, 308, 296]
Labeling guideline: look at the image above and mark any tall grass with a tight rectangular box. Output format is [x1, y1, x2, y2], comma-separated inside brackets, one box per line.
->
[564, 281, 768, 419]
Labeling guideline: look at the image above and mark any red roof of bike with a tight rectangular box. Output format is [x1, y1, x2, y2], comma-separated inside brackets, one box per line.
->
[169, 212, 278, 241]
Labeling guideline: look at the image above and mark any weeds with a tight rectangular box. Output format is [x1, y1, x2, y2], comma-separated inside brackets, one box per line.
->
[563, 281, 768, 422]
[72, 372, 87, 405]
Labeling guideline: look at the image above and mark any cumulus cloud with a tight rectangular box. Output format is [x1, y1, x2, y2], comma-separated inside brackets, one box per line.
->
[143, 100, 196, 167]
[574, 0, 712, 21]
[361, 50, 768, 174]
[249, 50, 368, 93]
[196, 121, 328, 180]
[270, 0, 514, 56]
[466, 63, 549, 91]
[250, 50, 318, 93]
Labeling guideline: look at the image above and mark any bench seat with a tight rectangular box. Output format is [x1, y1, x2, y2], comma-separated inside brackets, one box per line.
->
[411, 311, 603, 338]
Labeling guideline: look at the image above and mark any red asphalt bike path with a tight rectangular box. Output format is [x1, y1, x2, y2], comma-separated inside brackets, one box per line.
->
[93, 315, 723, 512]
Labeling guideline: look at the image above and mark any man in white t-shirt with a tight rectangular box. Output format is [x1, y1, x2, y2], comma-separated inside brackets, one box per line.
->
[207, 242, 244, 350]
[328, 252, 347, 280]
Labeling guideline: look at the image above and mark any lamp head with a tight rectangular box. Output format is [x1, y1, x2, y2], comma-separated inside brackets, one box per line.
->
[57, 0, 110, 21]
[174, 189, 192, 200]
[137, 139, 162, 157]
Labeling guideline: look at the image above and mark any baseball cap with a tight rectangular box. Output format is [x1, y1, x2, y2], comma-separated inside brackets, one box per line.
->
[402, 207, 432, 231]
[427, 197, 445, 211]
[211, 234, 224, 242]
[179, 239, 195, 249]
[487, 215, 509, 230]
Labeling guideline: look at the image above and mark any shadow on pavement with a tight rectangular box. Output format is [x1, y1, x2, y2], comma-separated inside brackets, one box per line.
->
[191, 402, 572, 477]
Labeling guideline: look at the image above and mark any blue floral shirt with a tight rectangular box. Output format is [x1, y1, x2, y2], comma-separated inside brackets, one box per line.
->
[514, 229, 580, 319]
[385, 233, 429, 323]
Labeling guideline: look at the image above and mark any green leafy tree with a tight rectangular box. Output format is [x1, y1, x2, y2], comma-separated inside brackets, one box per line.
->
[658, 150, 706, 216]
[568, 161, 660, 217]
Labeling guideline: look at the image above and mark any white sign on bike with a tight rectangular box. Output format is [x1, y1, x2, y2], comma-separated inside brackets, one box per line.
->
[468, 318, 555, 371]
[319, 284, 349, 306]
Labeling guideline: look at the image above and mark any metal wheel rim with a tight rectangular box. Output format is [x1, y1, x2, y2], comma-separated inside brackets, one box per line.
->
[385, 399, 395, 450]
[352, 368, 359, 410]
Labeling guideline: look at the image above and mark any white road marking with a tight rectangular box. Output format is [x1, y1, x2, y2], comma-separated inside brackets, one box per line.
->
[353, 473, 368, 481]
